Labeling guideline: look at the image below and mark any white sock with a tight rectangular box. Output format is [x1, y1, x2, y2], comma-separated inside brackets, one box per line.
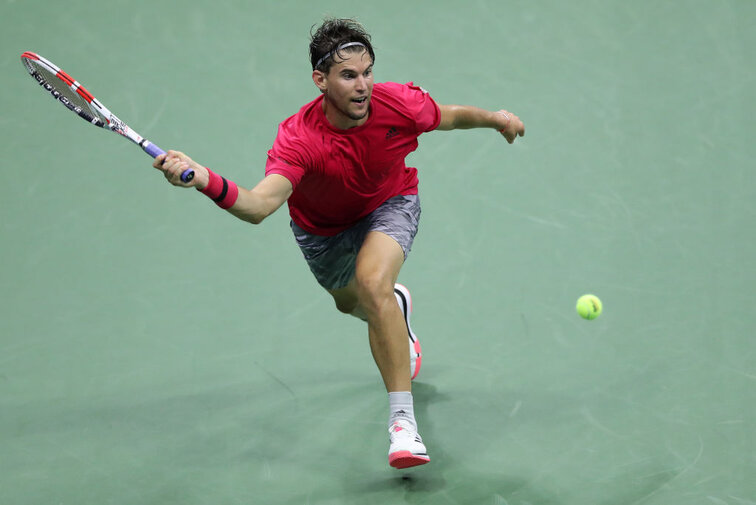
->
[388, 391, 417, 430]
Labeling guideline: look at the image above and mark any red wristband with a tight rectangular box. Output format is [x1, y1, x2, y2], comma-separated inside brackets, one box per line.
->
[199, 168, 239, 209]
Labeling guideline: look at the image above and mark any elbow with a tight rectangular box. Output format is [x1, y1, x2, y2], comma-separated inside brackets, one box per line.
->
[241, 186, 288, 226]
[246, 207, 275, 225]
[247, 213, 266, 225]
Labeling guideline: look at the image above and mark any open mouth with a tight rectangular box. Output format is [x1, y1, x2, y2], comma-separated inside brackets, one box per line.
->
[352, 96, 368, 104]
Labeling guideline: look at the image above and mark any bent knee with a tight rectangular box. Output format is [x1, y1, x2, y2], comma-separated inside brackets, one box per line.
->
[354, 274, 395, 311]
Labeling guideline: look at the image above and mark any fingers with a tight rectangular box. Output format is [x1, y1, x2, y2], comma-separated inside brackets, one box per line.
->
[164, 160, 193, 186]
[152, 153, 166, 168]
[497, 110, 525, 144]
[153, 150, 194, 186]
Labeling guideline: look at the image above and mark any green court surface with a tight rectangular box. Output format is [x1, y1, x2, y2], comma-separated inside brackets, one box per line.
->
[1, 1, 754, 504]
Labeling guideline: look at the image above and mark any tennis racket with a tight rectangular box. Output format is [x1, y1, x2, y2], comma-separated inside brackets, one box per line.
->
[20, 51, 194, 182]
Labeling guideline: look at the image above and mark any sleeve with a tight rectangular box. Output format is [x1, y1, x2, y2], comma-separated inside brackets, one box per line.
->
[265, 122, 310, 189]
[402, 82, 442, 134]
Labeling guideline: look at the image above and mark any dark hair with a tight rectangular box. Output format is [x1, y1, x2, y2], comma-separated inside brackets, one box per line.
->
[309, 18, 375, 72]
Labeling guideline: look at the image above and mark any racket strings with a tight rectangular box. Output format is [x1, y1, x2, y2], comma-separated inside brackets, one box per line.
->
[26, 60, 107, 126]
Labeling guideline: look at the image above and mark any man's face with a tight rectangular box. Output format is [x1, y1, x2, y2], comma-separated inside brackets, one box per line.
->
[314, 49, 374, 129]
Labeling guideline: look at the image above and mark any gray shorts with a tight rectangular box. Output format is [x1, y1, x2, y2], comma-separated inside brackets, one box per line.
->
[291, 194, 421, 290]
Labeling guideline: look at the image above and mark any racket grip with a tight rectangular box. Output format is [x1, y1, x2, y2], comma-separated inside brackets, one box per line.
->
[143, 141, 165, 158]
[143, 141, 195, 183]
[180, 168, 195, 183]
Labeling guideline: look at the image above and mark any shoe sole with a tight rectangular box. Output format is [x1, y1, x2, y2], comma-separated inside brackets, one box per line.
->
[394, 283, 422, 380]
[389, 451, 431, 469]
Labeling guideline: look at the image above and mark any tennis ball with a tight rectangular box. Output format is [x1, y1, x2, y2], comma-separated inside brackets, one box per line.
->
[576, 294, 602, 320]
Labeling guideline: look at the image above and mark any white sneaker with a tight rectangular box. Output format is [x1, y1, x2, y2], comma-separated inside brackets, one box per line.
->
[394, 284, 422, 380]
[388, 420, 430, 469]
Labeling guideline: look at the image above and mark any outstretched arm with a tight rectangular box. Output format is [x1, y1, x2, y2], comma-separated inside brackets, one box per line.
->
[153, 150, 293, 225]
[436, 104, 525, 144]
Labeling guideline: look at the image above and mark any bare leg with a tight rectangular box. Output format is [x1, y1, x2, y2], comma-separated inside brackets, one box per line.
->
[328, 231, 410, 392]
[328, 231, 428, 468]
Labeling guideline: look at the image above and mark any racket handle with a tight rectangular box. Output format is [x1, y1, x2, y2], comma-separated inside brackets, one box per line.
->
[180, 168, 195, 183]
[143, 141, 195, 183]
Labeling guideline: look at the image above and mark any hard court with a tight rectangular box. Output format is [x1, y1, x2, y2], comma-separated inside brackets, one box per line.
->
[1, 1, 754, 504]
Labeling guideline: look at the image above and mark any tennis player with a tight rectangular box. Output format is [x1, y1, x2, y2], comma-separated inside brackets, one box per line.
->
[154, 18, 524, 469]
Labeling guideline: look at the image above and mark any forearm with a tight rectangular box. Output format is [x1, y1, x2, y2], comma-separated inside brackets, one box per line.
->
[436, 103, 524, 144]
[197, 170, 292, 225]
[225, 183, 290, 224]
[154, 151, 292, 224]
[437, 104, 507, 131]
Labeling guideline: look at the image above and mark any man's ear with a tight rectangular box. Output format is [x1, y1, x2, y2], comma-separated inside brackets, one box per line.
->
[312, 70, 327, 93]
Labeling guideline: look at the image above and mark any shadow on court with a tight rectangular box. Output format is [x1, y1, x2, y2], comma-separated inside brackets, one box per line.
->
[334, 382, 690, 505]
[342, 470, 563, 505]
[334, 382, 563, 504]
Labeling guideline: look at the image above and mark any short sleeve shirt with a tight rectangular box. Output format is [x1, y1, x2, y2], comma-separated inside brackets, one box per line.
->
[265, 82, 440, 235]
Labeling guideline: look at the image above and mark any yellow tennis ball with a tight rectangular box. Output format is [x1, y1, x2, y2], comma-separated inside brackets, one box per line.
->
[576, 294, 602, 320]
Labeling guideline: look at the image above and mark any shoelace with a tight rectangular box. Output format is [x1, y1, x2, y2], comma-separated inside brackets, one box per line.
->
[389, 421, 418, 440]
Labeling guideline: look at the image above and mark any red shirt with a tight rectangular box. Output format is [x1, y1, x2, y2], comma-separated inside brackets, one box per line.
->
[265, 82, 441, 235]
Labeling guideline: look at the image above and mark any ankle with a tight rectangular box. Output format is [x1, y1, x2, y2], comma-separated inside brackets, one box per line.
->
[388, 391, 417, 430]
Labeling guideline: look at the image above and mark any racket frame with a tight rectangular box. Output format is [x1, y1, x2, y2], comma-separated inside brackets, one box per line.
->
[21, 51, 191, 179]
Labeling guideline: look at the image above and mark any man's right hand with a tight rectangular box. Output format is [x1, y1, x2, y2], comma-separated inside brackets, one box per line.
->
[153, 150, 209, 189]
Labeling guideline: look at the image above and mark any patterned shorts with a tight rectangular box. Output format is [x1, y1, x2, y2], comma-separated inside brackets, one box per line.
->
[291, 194, 421, 290]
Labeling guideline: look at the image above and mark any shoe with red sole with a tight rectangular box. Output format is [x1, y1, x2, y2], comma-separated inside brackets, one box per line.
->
[388, 419, 430, 469]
